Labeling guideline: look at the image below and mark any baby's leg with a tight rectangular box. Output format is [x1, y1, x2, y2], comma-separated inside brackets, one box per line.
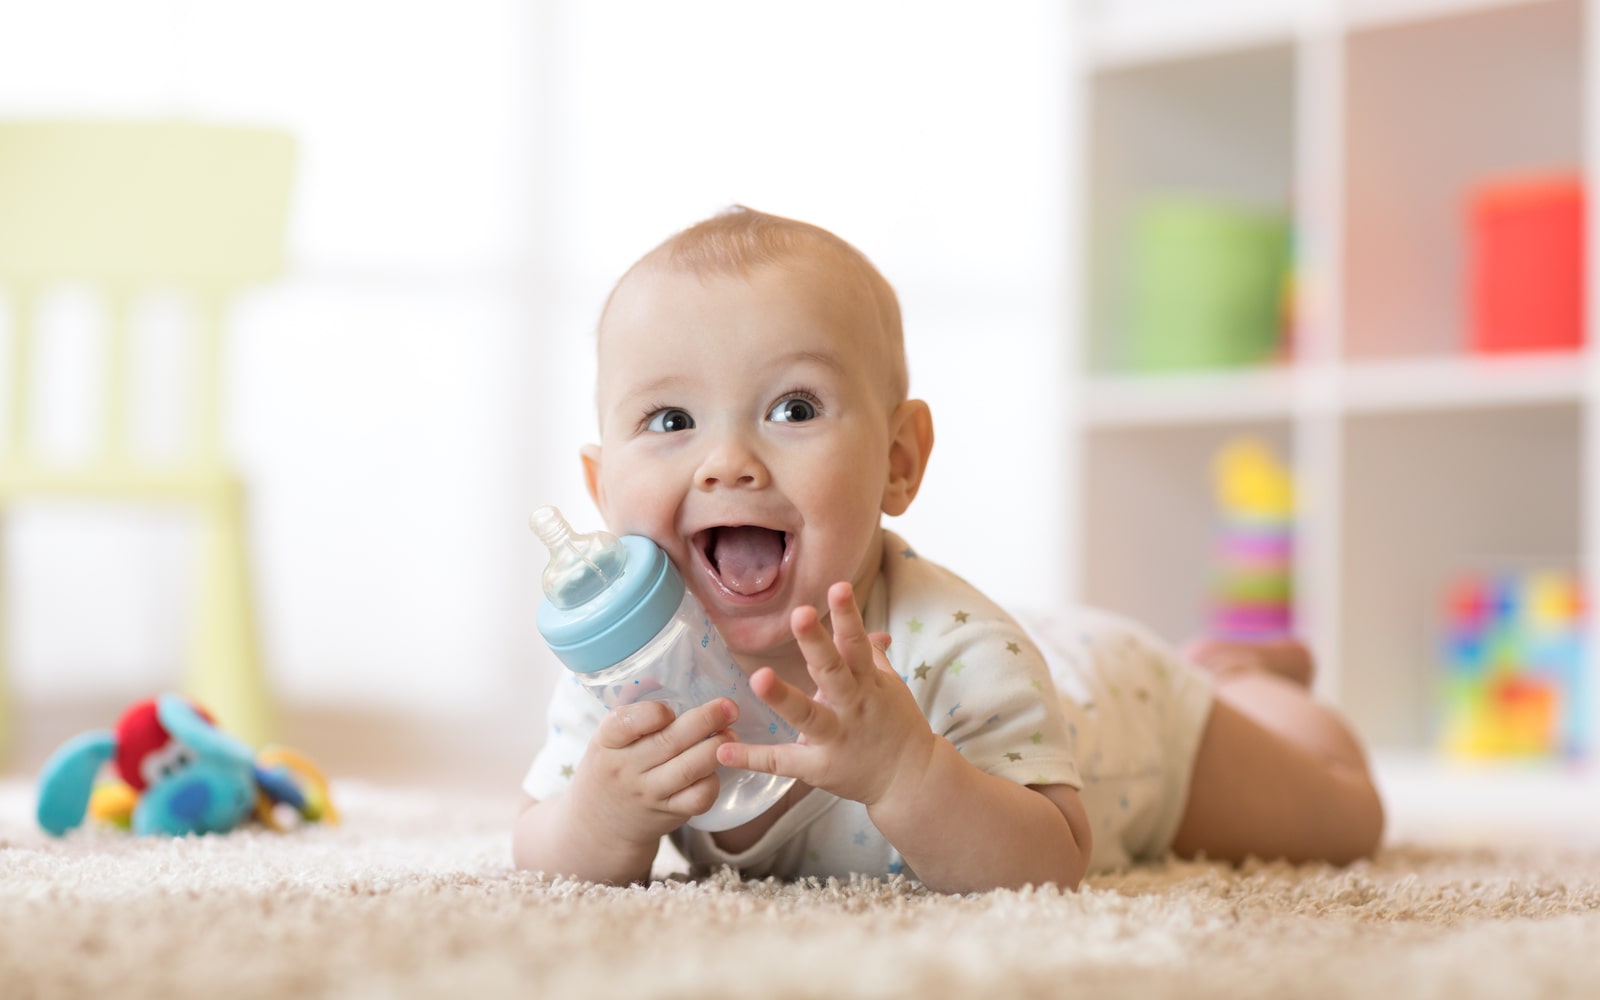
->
[1170, 639, 1384, 865]
[1182, 635, 1314, 687]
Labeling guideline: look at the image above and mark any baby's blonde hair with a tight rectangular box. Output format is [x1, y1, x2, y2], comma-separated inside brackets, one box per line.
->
[601, 206, 909, 403]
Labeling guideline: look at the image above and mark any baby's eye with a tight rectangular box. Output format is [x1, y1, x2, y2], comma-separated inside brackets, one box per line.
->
[646, 408, 695, 433]
[768, 396, 818, 423]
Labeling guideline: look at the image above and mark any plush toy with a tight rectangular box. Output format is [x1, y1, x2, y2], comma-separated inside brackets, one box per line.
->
[36, 693, 337, 836]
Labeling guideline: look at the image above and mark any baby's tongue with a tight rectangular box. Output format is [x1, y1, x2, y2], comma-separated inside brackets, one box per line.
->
[713, 526, 784, 596]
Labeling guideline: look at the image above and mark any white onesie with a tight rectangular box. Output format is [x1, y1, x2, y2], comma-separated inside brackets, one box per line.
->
[522, 530, 1214, 877]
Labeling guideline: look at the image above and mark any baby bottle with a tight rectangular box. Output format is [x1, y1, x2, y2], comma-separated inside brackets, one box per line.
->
[530, 505, 798, 832]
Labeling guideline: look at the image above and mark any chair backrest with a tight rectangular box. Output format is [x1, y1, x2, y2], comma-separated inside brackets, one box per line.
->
[0, 120, 295, 468]
[0, 121, 294, 284]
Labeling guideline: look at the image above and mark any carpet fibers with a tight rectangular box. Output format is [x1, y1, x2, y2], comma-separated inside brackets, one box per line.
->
[2, 780, 1598, 999]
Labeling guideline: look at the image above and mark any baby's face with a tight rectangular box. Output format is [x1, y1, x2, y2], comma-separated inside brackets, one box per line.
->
[588, 259, 899, 666]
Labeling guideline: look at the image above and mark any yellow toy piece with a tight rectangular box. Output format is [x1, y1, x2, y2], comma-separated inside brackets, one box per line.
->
[1214, 437, 1294, 519]
[88, 782, 137, 830]
[254, 745, 339, 829]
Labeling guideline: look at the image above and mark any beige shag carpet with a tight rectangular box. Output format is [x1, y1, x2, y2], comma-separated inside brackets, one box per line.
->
[2, 779, 1599, 999]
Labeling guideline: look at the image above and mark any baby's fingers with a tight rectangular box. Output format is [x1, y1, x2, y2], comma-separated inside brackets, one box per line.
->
[652, 736, 728, 816]
[866, 632, 898, 677]
[716, 739, 806, 780]
[825, 582, 878, 677]
[791, 603, 857, 701]
[596, 700, 675, 751]
[748, 666, 840, 743]
[597, 697, 733, 769]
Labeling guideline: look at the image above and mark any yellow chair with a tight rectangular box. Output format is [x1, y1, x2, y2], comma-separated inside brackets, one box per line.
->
[0, 121, 295, 751]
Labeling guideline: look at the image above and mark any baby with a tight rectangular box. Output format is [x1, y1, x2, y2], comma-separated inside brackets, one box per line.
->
[512, 207, 1383, 892]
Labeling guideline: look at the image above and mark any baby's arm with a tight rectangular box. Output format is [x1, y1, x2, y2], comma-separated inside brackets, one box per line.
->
[512, 698, 736, 884]
[872, 746, 1092, 893]
[717, 582, 1092, 893]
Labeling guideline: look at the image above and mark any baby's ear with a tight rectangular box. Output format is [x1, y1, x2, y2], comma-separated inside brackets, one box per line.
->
[882, 400, 934, 517]
[580, 444, 605, 511]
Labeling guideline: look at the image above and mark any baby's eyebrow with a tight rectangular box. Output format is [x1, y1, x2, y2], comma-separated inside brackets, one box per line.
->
[618, 374, 691, 401]
[774, 349, 846, 375]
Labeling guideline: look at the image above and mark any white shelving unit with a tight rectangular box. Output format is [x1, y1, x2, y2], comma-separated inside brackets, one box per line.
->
[1069, 0, 1599, 782]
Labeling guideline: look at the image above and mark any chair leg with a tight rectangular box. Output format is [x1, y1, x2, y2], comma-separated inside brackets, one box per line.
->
[187, 480, 273, 747]
[0, 508, 11, 765]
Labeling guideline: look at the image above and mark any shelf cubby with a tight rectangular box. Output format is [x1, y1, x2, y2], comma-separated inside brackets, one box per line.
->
[1070, 0, 1594, 774]
[1085, 41, 1297, 373]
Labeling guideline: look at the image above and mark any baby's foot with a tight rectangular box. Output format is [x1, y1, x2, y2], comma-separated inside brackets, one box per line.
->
[1182, 635, 1315, 688]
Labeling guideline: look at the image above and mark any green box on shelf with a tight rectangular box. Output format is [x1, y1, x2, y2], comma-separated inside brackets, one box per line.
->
[1124, 194, 1291, 372]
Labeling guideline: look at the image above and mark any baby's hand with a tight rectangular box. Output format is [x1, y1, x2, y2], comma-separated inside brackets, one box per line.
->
[568, 697, 736, 846]
[717, 582, 936, 808]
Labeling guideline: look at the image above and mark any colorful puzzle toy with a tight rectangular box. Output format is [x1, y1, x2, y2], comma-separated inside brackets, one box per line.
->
[1438, 571, 1588, 759]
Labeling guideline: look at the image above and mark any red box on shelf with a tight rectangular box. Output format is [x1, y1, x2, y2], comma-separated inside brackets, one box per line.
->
[1468, 174, 1585, 354]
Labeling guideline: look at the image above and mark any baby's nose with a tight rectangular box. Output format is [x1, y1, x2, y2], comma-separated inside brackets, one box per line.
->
[696, 435, 770, 490]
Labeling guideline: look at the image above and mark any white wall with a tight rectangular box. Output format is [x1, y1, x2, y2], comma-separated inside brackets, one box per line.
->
[539, 1, 1075, 598]
[0, 1, 1074, 743]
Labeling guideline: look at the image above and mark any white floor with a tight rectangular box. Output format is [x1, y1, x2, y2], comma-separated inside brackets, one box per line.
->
[1374, 751, 1600, 848]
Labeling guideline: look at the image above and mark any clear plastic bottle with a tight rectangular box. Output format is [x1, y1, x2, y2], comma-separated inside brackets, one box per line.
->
[530, 506, 797, 832]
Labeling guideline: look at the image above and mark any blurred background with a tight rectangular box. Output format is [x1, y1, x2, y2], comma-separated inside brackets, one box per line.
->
[0, 0, 1073, 788]
[1, 0, 1594, 841]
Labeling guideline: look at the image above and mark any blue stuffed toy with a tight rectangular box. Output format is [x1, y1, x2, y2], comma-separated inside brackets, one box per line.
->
[37, 693, 336, 837]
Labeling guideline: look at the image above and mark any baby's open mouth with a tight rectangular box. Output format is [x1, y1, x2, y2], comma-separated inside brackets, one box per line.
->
[696, 525, 788, 597]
